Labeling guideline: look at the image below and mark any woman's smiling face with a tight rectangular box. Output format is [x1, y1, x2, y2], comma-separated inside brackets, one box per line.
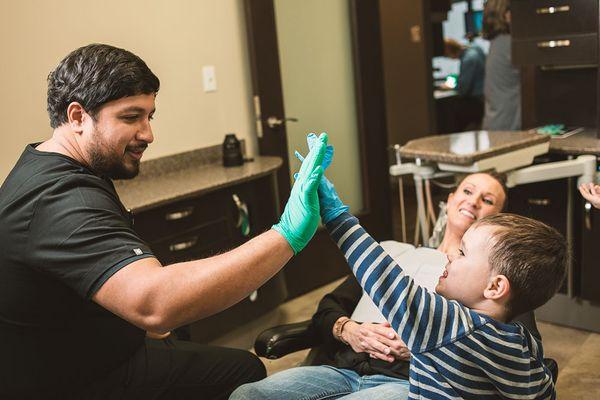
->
[445, 173, 506, 235]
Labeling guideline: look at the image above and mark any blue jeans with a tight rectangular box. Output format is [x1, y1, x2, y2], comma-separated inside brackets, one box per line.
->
[229, 365, 410, 400]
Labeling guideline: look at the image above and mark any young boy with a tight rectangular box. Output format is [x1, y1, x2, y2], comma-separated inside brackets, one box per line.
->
[319, 169, 565, 399]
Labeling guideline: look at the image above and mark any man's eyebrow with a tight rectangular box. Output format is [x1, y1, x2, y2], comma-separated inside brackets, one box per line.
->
[119, 106, 155, 114]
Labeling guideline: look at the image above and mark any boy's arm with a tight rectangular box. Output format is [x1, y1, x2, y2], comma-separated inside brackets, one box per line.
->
[325, 212, 480, 353]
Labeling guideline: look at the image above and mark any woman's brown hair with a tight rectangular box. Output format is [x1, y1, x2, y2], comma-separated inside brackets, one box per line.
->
[482, 0, 511, 40]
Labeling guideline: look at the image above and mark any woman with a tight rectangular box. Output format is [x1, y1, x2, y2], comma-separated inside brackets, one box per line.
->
[231, 172, 539, 399]
[481, 0, 520, 131]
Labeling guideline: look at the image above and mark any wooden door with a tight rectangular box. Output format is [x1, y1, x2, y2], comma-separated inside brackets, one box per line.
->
[244, 0, 392, 298]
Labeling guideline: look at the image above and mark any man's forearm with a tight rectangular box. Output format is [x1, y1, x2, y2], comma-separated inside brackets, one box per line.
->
[159, 229, 293, 329]
[94, 229, 293, 333]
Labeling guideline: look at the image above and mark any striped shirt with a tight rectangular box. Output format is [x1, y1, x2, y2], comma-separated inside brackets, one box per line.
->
[327, 213, 555, 399]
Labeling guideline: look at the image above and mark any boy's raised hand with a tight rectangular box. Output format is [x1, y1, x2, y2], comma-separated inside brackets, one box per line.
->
[579, 183, 600, 209]
[272, 133, 327, 254]
[295, 133, 349, 224]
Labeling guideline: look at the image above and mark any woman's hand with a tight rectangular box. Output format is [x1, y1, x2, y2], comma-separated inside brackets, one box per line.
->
[579, 183, 600, 209]
[341, 320, 411, 363]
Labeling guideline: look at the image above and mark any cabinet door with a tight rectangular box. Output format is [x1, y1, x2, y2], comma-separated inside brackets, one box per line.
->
[512, 34, 598, 67]
[512, 0, 598, 39]
[132, 175, 287, 343]
[507, 178, 569, 294]
[580, 198, 600, 302]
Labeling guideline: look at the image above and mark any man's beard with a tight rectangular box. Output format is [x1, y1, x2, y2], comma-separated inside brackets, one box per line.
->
[88, 128, 141, 180]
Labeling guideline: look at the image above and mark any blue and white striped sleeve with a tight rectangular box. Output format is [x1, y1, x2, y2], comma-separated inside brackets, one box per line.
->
[326, 212, 481, 353]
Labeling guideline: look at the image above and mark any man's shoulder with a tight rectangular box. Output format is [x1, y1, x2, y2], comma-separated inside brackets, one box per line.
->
[6, 144, 104, 189]
[2, 146, 110, 209]
[8, 147, 121, 215]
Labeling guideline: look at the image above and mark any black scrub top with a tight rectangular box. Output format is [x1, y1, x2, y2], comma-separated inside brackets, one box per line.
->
[0, 144, 154, 397]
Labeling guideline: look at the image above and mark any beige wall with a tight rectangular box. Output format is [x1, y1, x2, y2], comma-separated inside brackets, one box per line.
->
[0, 0, 257, 182]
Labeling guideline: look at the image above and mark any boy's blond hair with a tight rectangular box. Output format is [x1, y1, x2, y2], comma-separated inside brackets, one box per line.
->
[474, 213, 567, 319]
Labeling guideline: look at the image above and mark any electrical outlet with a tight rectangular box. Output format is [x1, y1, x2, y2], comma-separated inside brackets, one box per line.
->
[202, 65, 217, 92]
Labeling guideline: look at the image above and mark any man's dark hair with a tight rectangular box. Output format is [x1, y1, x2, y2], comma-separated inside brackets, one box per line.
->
[47, 44, 160, 128]
[474, 213, 567, 320]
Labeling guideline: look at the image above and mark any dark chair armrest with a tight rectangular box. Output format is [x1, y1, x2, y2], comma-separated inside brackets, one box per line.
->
[255, 320, 322, 359]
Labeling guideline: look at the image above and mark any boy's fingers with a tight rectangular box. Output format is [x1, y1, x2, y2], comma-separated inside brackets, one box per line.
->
[323, 145, 334, 170]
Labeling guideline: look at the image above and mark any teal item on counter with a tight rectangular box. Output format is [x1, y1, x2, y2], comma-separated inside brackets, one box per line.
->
[232, 194, 250, 237]
[536, 124, 565, 135]
[272, 133, 327, 254]
[445, 74, 458, 89]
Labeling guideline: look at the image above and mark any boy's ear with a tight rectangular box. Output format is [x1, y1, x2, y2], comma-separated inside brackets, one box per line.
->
[484, 274, 511, 301]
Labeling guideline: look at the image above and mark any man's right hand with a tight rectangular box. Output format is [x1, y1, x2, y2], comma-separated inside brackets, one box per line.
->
[340, 320, 411, 363]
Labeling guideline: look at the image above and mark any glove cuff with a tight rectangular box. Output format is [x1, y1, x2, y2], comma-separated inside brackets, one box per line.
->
[272, 223, 301, 255]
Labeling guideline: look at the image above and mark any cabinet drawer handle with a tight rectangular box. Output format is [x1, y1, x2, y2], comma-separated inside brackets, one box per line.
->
[537, 39, 571, 48]
[585, 202, 593, 230]
[528, 198, 550, 206]
[165, 207, 194, 221]
[169, 236, 198, 252]
[536, 5, 570, 14]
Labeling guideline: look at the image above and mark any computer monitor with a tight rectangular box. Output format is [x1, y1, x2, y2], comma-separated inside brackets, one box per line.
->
[464, 10, 483, 36]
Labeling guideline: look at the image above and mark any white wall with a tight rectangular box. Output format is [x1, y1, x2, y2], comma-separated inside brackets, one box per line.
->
[0, 0, 257, 181]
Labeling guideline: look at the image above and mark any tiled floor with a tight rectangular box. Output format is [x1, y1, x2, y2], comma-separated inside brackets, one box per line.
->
[213, 277, 600, 398]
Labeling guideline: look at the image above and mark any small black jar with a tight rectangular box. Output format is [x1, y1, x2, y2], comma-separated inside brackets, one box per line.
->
[222, 133, 243, 167]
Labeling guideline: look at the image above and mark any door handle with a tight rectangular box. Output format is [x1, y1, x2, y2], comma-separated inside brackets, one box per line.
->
[527, 198, 550, 206]
[165, 206, 194, 221]
[266, 116, 298, 128]
[169, 236, 198, 252]
[537, 39, 570, 49]
[536, 5, 570, 14]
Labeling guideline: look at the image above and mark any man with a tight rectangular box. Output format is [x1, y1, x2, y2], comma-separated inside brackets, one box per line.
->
[0, 44, 327, 399]
[442, 38, 486, 131]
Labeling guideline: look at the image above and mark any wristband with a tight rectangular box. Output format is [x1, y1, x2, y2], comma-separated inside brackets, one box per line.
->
[333, 317, 353, 344]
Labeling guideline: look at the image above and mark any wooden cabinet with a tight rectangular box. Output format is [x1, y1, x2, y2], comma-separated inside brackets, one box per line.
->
[512, 0, 598, 67]
[512, 0, 598, 39]
[579, 189, 600, 303]
[132, 174, 287, 343]
[513, 33, 597, 67]
[506, 155, 571, 294]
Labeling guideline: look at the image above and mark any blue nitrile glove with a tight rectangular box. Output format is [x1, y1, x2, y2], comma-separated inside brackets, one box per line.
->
[272, 133, 328, 254]
[295, 133, 349, 224]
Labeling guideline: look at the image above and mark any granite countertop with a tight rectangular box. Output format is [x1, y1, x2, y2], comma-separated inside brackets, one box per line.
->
[549, 129, 600, 156]
[400, 130, 550, 165]
[114, 145, 282, 212]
